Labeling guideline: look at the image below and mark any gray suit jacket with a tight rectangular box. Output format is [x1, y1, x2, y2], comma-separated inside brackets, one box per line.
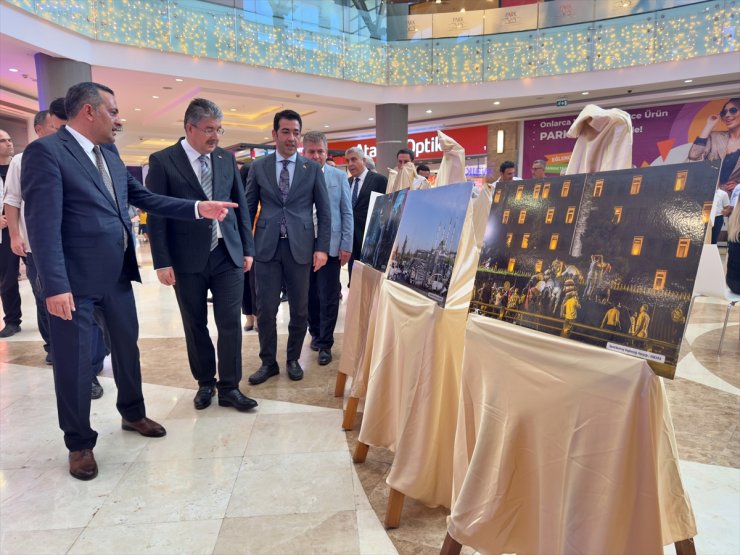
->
[246, 153, 331, 264]
[146, 140, 254, 274]
[322, 164, 353, 257]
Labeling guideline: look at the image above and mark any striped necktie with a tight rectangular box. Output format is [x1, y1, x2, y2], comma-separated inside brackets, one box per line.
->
[93, 145, 127, 251]
[198, 155, 219, 251]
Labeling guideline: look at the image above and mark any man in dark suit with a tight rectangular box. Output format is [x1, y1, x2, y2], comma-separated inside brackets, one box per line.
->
[346, 146, 388, 282]
[147, 98, 257, 412]
[21, 82, 237, 481]
[245, 110, 331, 385]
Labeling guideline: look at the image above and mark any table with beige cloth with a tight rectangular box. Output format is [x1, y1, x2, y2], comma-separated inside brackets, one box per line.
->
[447, 314, 696, 555]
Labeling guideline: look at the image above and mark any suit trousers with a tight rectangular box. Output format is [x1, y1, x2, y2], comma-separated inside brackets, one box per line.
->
[172, 241, 244, 391]
[307, 255, 341, 350]
[0, 228, 21, 327]
[24, 252, 50, 351]
[255, 238, 311, 365]
[49, 276, 146, 451]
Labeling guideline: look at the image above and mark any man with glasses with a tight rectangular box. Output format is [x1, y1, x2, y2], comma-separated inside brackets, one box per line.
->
[531, 159, 546, 179]
[147, 98, 258, 412]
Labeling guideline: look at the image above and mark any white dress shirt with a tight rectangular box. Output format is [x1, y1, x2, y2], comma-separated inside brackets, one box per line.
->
[2, 153, 27, 250]
[180, 139, 221, 237]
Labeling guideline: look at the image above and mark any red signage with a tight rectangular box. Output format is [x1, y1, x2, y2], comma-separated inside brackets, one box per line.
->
[328, 125, 488, 161]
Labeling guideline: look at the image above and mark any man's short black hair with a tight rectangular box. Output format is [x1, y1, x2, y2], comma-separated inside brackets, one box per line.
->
[65, 82, 114, 119]
[48, 97, 68, 120]
[273, 109, 302, 132]
[416, 164, 430, 173]
[499, 160, 516, 173]
[33, 110, 50, 128]
[396, 148, 415, 161]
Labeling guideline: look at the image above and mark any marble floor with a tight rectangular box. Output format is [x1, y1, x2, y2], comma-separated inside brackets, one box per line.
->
[0, 243, 738, 555]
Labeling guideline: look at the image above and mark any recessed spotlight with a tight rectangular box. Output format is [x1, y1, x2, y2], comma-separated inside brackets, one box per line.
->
[134, 108, 142, 111]
[152, 95, 159, 99]
[230, 108, 237, 112]
[120, 118, 127, 122]
[684, 79, 693, 83]
[368, 117, 374, 121]
[8, 68, 18, 73]
[175, 78, 183, 82]
[324, 125, 330, 128]
[263, 137, 269, 140]
[581, 91, 589, 95]
[425, 109, 433, 114]
[493, 101, 501, 105]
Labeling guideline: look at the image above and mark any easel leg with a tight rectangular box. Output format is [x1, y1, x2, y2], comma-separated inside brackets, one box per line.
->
[384, 487, 405, 529]
[675, 538, 696, 555]
[334, 372, 347, 397]
[353, 441, 369, 463]
[440, 532, 462, 555]
[342, 396, 359, 430]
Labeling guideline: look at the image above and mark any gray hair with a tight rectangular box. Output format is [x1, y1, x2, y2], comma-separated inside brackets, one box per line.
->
[65, 82, 115, 119]
[532, 159, 546, 167]
[345, 146, 364, 159]
[184, 98, 223, 127]
[303, 130, 327, 147]
[364, 156, 376, 171]
[33, 110, 50, 128]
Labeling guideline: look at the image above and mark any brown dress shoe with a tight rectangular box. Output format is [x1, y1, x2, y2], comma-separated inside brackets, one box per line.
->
[69, 449, 98, 480]
[122, 417, 167, 438]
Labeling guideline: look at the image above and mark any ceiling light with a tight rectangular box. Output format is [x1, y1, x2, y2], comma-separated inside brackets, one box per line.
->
[368, 117, 374, 121]
[263, 137, 270, 140]
[493, 101, 500, 106]
[581, 91, 589, 95]
[152, 95, 159, 99]
[324, 125, 330, 128]
[175, 78, 183, 82]
[120, 118, 127, 122]
[425, 109, 433, 114]
[684, 79, 693, 83]
[230, 108, 237, 112]
[460, 8, 465, 12]
[8, 68, 18, 73]
[134, 108, 142, 111]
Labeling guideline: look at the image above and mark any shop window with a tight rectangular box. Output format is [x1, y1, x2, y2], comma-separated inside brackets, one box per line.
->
[549, 233, 559, 250]
[630, 175, 642, 195]
[593, 179, 604, 197]
[653, 270, 667, 290]
[561, 180, 571, 197]
[613, 206, 623, 224]
[565, 206, 576, 224]
[507, 258, 516, 272]
[545, 207, 555, 224]
[676, 238, 690, 258]
[674, 170, 688, 192]
[533, 184, 541, 199]
[534, 259, 543, 273]
[631, 236, 644, 256]
[506, 233, 513, 248]
[521, 233, 530, 249]
[542, 183, 551, 199]
[518, 210, 527, 224]
[515, 186, 524, 200]
[502, 210, 510, 224]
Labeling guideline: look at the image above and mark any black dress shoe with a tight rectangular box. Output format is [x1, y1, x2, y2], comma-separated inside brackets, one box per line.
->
[45, 353, 53, 365]
[310, 337, 319, 352]
[318, 349, 332, 366]
[218, 389, 258, 411]
[91, 376, 104, 400]
[248, 363, 279, 385]
[193, 385, 216, 410]
[286, 360, 304, 381]
[0, 324, 21, 338]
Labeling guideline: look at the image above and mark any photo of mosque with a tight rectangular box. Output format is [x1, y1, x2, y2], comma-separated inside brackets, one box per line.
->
[360, 189, 408, 273]
[472, 161, 719, 371]
[387, 183, 473, 307]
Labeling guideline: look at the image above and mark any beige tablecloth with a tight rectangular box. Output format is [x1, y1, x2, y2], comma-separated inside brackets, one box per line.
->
[338, 262, 385, 399]
[448, 315, 696, 555]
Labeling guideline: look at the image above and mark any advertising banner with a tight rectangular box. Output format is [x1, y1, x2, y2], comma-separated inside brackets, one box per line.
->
[522, 97, 734, 179]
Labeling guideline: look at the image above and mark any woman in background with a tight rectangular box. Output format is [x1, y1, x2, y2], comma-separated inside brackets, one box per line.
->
[726, 201, 740, 294]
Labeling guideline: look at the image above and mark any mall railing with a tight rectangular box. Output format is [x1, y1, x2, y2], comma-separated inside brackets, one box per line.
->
[4, 0, 738, 86]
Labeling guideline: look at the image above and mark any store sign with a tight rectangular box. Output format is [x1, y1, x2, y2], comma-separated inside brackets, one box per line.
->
[484, 4, 538, 34]
[432, 11, 484, 38]
[329, 125, 488, 161]
[521, 98, 733, 177]
[538, 0, 594, 27]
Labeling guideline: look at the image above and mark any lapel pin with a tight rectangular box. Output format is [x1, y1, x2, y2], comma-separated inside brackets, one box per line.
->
[218, 155, 223, 159]
[302, 164, 307, 169]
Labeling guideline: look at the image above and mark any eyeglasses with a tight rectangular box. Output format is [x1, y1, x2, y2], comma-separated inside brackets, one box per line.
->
[193, 125, 225, 136]
[720, 107, 738, 117]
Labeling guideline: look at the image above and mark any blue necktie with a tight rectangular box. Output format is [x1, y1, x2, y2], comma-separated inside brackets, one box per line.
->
[352, 177, 360, 207]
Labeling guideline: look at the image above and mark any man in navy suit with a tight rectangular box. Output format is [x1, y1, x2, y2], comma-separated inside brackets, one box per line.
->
[147, 98, 257, 412]
[245, 110, 331, 385]
[22, 82, 237, 481]
[303, 131, 353, 366]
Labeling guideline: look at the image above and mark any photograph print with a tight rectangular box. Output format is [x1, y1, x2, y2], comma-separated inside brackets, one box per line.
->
[471, 161, 719, 374]
[360, 189, 409, 273]
[387, 182, 474, 308]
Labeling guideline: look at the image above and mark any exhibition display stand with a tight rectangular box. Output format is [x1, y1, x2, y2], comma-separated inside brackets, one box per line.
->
[443, 315, 697, 555]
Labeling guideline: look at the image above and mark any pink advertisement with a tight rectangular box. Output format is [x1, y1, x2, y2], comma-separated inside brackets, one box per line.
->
[522, 98, 734, 178]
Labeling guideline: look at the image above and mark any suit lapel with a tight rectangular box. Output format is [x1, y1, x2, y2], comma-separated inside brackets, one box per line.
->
[100, 146, 127, 218]
[288, 155, 307, 203]
[210, 149, 226, 200]
[59, 128, 118, 211]
[171, 142, 207, 200]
